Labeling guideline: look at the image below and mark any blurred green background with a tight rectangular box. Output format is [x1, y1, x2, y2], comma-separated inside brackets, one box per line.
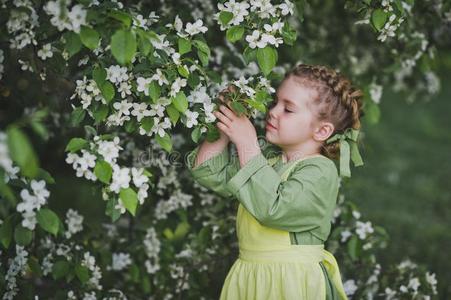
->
[345, 67, 451, 297]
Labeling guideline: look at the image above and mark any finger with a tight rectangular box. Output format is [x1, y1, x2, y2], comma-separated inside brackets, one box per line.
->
[227, 84, 237, 93]
[214, 110, 232, 126]
[216, 122, 230, 135]
[219, 104, 236, 120]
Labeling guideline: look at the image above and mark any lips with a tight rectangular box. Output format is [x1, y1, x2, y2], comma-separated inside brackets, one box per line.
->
[266, 120, 277, 130]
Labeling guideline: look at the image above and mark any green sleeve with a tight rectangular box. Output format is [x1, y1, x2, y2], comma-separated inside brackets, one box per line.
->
[225, 153, 339, 232]
[186, 144, 240, 198]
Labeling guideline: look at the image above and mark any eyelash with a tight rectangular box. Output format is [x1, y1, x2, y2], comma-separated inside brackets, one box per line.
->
[269, 101, 293, 113]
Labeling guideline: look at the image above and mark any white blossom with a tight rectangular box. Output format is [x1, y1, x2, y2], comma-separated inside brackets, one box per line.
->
[185, 20, 208, 36]
[131, 102, 152, 122]
[355, 220, 374, 239]
[64, 209, 84, 239]
[184, 110, 199, 128]
[109, 252, 132, 271]
[106, 65, 129, 85]
[37, 43, 53, 60]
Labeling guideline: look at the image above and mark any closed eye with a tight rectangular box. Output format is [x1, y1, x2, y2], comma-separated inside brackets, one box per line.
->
[284, 108, 293, 113]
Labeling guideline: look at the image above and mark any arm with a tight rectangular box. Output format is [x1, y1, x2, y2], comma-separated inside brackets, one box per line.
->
[186, 137, 241, 198]
[225, 153, 339, 232]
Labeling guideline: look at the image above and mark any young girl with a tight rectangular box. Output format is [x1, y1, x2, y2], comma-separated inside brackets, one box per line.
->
[187, 64, 364, 300]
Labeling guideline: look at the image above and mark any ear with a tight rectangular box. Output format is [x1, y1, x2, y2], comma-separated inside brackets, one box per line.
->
[312, 121, 335, 143]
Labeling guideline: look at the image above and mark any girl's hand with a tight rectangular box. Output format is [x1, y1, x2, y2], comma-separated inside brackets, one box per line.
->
[215, 85, 236, 143]
[213, 102, 258, 151]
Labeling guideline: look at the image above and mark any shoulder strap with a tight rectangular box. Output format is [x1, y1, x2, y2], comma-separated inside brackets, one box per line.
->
[267, 155, 280, 167]
[281, 159, 304, 181]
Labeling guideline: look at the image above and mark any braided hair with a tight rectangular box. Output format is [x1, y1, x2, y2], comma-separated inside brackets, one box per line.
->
[283, 63, 365, 160]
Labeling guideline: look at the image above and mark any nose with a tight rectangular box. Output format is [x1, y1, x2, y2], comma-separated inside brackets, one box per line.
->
[268, 105, 278, 121]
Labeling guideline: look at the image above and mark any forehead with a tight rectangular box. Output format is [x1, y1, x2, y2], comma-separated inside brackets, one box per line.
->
[276, 76, 318, 107]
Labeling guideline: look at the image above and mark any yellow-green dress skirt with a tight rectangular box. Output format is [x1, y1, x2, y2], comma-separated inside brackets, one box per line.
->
[219, 203, 348, 300]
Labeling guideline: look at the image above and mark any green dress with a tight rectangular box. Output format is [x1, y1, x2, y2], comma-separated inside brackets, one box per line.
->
[187, 144, 348, 300]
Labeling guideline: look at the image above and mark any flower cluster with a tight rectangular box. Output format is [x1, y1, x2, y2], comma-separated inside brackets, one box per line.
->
[215, 0, 295, 49]
[3, 245, 29, 300]
[377, 14, 405, 42]
[16, 180, 50, 230]
[382, 259, 438, 299]
[70, 76, 105, 109]
[0, 132, 20, 182]
[44, 1, 87, 33]
[81, 251, 103, 290]
[66, 135, 151, 215]
[143, 227, 161, 274]
[6, 2, 39, 49]
[64, 208, 84, 239]
[108, 252, 132, 271]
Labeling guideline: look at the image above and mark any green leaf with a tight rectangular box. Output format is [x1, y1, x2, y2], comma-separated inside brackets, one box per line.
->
[119, 188, 138, 216]
[108, 10, 132, 27]
[231, 101, 246, 116]
[163, 228, 174, 240]
[247, 99, 266, 113]
[177, 65, 189, 78]
[105, 198, 121, 222]
[219, 11, 233, 26]
[173, 222, 190, 240]
[14, 225, 32, 246]
[63, 32, 82, 57]
[75, 264, 90, 283]
[0, 217, 13, 249]
[65, 138, 88, 153]
[30, 121, 49, 141]
[110, 29, 137, 65]
[36, 208, 60, 236]
[205, 123, 220, 142]
[148, 81, 160, 102]
[365, 99, 381, 124]
[70, 107, 86, 127]
[37, 168, 55, 184]
[99, 81, 115, 103]
[140, 117, 155, 133]
[52, 260, 70, 280]
[28, 256, 42, 277]
[94, 160, 112, 184]
[80, 26, 100, 50]
[255, 90, 272, 103]
[226, 25, 245, 43]
[192, 39, 211, 56]
[191, 126, 202, 143]
[7, 126, 39, 178]
[243, 46, 257, 64]
[155, 132, 172, 152]
[84, 125, 97, 138]
[124, 119, 138, 133]
[92, 67, 107, 86]
[178, 38, 192, 55]
[347, 235, 360, 261]
[197, 50, 209, 67]
[166, 104, 180, 126]
[281, 22, 297, 46]
[0, 171, 16, 206]
[188, 73, 201, 89]
[257, 46, 278, 76]
[294, 0, 306, 23]
[172, 91, 188, 113]
[93, 104, 109, 124]
[371, 9, 388, 31]
[137, 31, 153, 56]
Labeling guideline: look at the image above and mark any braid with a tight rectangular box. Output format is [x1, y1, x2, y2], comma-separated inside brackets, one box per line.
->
[284, 64, 365, 160]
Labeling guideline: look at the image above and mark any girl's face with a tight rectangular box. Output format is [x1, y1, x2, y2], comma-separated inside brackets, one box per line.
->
[265, 76, 319, 150]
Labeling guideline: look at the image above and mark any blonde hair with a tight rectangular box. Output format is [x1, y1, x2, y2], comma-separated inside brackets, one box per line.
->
[284, 63, 365, 160]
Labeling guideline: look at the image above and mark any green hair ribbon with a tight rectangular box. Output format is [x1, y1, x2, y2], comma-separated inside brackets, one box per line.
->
[326, 127, 364, 178]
